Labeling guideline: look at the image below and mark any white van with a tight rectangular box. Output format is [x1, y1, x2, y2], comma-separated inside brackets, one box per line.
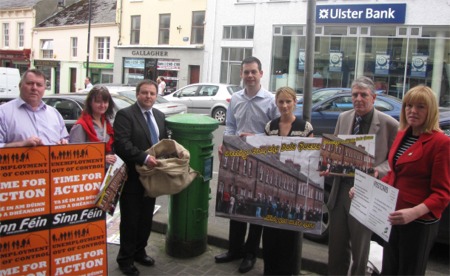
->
[0, 67, 21, 96]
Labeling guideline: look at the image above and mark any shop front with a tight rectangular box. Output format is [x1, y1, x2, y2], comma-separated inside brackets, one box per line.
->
[0, 49, 31, 75]
[113, 46, 204, 92]
[34, 59, 61, 94]
[269, 3, 450, 107]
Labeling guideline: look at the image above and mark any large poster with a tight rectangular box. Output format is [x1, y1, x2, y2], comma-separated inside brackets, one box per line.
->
[216, 136, 324, 234]
[0, 144, 107, 276]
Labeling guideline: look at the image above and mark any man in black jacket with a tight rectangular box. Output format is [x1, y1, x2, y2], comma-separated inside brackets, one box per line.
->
[113, 79, 167, 275]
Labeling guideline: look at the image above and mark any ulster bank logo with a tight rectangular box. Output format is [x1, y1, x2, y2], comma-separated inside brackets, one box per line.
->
[316, 4, 406, 24]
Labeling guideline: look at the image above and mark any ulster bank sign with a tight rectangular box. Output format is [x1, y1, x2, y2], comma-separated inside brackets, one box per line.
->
[317, 3, 406, 24]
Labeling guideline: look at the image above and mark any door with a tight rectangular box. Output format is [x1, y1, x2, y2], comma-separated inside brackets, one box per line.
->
[70, 68, 77, 92]
[189, 65, 200, 84]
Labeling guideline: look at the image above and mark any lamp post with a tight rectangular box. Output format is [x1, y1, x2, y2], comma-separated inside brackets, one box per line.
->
[86, 0, 92, 77]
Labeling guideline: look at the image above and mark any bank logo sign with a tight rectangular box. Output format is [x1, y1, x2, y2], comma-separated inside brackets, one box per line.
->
[317, 4, 406, 24]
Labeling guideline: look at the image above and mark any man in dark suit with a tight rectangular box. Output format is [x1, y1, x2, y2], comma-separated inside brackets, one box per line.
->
[326, 76, 399, 275]
[113, 79, 167, 275]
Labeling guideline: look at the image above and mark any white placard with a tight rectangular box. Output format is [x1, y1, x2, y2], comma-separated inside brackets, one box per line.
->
[350, 170, 398, 242]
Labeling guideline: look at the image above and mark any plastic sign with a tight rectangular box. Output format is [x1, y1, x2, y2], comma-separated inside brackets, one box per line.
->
[317, 4, 406, 24]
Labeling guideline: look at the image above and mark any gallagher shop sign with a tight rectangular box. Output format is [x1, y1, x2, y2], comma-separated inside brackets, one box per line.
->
[316, 3, 406, 24]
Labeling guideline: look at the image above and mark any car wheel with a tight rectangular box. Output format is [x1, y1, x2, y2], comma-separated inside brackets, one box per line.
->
[212, 107, 226, 124]
[304, 190, 329, 243]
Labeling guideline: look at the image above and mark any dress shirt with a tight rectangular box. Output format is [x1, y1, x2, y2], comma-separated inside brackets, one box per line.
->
[224, 87, 279, 136]
[0, 98, 69, 147]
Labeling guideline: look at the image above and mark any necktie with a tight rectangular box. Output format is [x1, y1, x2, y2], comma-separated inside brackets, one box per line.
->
[145, 111, 159, 145]
[353, 116, 362, 134]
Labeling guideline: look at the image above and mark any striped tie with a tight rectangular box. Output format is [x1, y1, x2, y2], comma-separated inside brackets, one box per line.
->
[353, 116, 362, 135]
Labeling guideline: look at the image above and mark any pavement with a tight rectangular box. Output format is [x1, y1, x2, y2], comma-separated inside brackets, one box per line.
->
[106, 171, 328, 275]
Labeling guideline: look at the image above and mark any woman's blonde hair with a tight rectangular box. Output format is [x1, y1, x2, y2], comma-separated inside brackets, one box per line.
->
[399, 85, 440, 133]
[275, 86, 297, 112]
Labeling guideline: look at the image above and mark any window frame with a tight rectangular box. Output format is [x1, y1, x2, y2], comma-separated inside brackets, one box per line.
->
[17, 22, 24, 48]
[3, 23, 9, 47]
[41, 39, 53, 59]
[71, 37, 78, 58]
[191, 11, 205, 44]
[96, 37, 110, 61]
[130, 15, 141, 45]
[158, 13, 171, 45]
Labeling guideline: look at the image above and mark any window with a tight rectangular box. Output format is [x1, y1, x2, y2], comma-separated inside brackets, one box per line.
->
[158, 14, 170, 45]
[71, 37, 78, 57]
[3, 23, 9, 47]
[97, 37, 110, 60]
[130, 15, 141, 44]
[17, 23, 24, 47]
[191, 11, 205, 44]
[220, 47, 253, 84]
[223, 26, 254, 39]
[41, 40, 53, 58]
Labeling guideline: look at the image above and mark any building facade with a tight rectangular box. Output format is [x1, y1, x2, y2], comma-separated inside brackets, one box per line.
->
[0, 0, 79, 75]
[113, 0, 207, 92]
[33, 0, 118, 94]
[203, 0, 450, 106]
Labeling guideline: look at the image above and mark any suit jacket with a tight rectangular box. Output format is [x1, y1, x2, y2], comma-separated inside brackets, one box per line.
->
[327, 108, 399, 209]
[381, 128, 450, 220]
[113, 103, 167, 194]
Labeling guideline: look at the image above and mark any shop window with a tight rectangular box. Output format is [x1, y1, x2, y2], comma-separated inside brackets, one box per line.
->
[159, 14, 170, 45]
[130, 15, 141, 45]
[3, 23, 9, 47]
[18, 22, 24, 47]
[96, 37, 110, 61]
[41, 40, 53, 59]
[191, 11, 205, 44]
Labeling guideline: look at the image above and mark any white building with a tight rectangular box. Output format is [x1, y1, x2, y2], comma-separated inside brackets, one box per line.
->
[33, 0, 118, 94]
[203, 0, 450, 105]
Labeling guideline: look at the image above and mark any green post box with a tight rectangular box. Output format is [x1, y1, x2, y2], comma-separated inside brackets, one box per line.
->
[165, 114, 219, 258]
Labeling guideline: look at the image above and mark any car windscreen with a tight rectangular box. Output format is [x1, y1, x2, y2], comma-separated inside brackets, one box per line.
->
[112, 97, 133, 109]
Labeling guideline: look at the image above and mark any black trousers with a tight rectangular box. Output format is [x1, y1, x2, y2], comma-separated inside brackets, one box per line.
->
[228, 219, 263, 257]
[116, 192, 156, 266]
[263, 227, 301, 275]
[381, 220, 439, 275]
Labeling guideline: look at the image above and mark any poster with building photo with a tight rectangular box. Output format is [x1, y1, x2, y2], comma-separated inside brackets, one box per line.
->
[215, 135, 324, 234]
[319, 134, 376, 177]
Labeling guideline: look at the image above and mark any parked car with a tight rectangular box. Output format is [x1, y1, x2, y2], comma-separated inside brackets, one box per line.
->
[99, 85, 187, 117]
[297, 87, 385, 106]
[294, 93, 402, 136]
[41, 93, 135, 132]
[164, 83, 242, 124]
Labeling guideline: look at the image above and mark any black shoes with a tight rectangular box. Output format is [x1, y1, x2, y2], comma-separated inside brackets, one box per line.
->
[119, 264, 139, 275]
[238, 254, 256, 273]
[215, 251, 243, 263]
[134, 255, 155, 266]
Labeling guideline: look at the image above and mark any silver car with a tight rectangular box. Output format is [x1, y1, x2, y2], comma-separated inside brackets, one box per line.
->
[164, 83, 242, 124]
[99, 85, 187, 117]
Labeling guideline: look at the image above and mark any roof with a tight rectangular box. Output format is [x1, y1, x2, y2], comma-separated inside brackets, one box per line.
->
[0, 0, 42, 9]
[36, 0, 116, 27]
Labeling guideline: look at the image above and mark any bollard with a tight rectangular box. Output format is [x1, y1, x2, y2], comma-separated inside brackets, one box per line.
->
[165, 114, 219, 258]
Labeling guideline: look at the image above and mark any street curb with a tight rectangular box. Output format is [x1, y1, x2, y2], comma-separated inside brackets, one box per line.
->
[151, 220, 328, 275]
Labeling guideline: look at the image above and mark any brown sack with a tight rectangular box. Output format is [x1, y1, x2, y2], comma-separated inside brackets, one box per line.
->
[136, 139, 198, 197]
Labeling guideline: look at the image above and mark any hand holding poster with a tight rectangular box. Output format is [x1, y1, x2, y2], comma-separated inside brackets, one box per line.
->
[95, 154, 127, 215]
[349, 170, 399, 242]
